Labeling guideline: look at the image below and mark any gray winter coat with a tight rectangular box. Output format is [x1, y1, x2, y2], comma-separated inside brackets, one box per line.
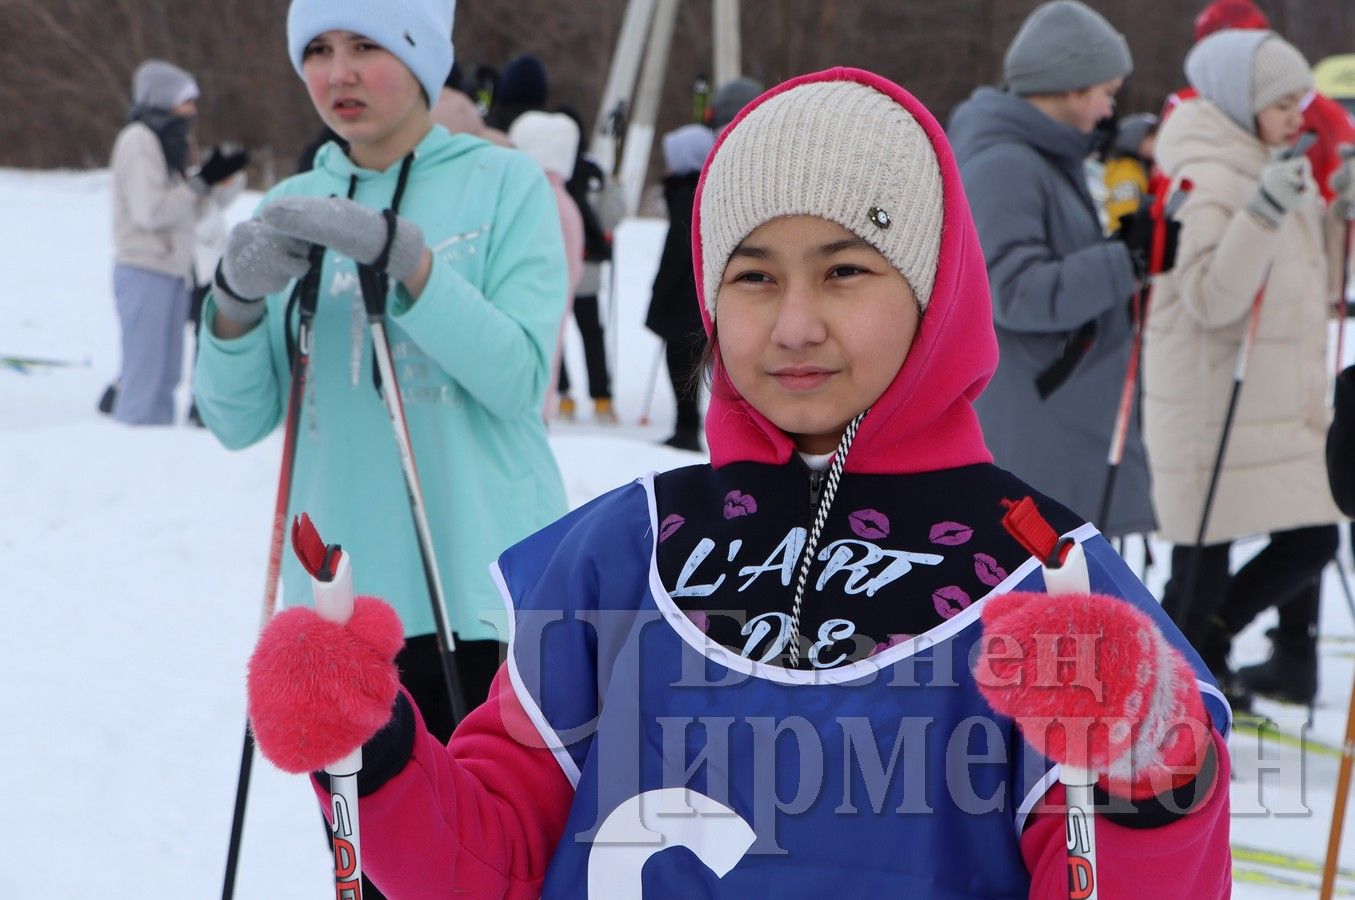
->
[948, 87, 1151, 537]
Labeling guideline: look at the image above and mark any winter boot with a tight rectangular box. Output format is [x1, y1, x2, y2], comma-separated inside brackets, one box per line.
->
[557, 395, 576, 421]
[593, 397, 618, 424]
[97, 382, 118, 415]
[663, 426, 703, 453]
[1191, 614, 1253, 713]
[1237, 630, 1317, 707]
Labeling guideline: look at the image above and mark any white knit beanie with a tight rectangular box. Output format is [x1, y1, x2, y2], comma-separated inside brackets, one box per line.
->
[287, 0, 455, 107]
[1251, 34, 1313, 113]
[508, 111, 580, 178]
[699, 79, 943, 313]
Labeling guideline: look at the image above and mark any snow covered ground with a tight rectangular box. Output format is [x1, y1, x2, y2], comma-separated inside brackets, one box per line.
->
[2, 168, 1353, 897]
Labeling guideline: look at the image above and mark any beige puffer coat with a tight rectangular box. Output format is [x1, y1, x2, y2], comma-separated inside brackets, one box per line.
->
[1143, 98, 1345, 544]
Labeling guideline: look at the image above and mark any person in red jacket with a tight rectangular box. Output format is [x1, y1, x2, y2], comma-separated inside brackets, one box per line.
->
[245, 68, 1232, 898]
[1161, 0, 1355, 204]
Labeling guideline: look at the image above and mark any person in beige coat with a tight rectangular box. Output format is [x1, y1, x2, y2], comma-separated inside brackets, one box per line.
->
[108, 60, 245, 425]
[1146, 29, 1354, 707]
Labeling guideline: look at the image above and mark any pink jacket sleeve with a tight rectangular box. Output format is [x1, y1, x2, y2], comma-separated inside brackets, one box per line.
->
[550, 174, 584, 297]
[317, 664, 575, 899]
[1020, 727, 1232, 899]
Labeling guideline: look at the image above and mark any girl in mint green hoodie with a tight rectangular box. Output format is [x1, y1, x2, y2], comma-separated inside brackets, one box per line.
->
[194, 0, 568, 738]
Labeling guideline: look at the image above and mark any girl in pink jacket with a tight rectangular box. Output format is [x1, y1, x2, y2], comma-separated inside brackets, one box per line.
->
[247, 68, 1232, 899]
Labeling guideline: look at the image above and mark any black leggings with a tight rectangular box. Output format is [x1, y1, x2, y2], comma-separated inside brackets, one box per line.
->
[394, 633, 505, 743]
[1163, 523, 1337, 651]
[558, 294, 612, 399]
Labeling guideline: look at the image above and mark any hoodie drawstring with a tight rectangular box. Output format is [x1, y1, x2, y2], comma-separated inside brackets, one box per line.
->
[786, 409, 867, 667]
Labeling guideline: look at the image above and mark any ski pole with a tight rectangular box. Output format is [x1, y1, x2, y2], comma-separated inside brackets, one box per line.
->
[601, 258, 620, 387]
[1044, 540, 1099, 900]
[221, 246, 325, 900]
[357, 260, 468, 724]
[1000, 504, 1100, 900]
[1335, 551, 1355, 628]
[1175, 133, 1315, 632]
[291, 513, 365, 900]
[637, 341, 665, 426]
[1322, 661, 1355, 900]
[1, 353, 91, 373]
[1175, 284, 1266, 631]
[1096, 180, 1192, 530]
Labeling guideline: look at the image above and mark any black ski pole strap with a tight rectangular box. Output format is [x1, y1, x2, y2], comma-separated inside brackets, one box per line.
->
[283, 247, 327, 370]
[357, 153, 416, 394]
[357, 263, 389, 394]
[299, 245, 325, 316]
[390, 152, 414, 213]
[371, 209, 399, 273]
[1035, 320, 1098, 399]
[357, 264, 389, 316]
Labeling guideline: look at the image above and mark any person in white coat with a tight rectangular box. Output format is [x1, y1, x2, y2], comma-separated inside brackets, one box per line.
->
[1146, 30, 1354, 707]
[108, 60, 246, 425]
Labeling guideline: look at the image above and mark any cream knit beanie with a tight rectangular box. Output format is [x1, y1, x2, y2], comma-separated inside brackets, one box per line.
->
[1251, 34, 1313, 113]
[699, 79, 943, 313]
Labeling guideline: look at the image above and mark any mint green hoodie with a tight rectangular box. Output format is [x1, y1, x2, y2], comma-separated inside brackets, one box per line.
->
[195, 126, 568, 641]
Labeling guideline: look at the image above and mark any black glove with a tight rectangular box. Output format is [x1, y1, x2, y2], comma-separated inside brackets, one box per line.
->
[198, 143, 250, 186]
[1114, 207, 1180, 282]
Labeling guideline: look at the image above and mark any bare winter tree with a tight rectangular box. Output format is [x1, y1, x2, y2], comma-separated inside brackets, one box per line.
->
[0, 0, 1349, 184]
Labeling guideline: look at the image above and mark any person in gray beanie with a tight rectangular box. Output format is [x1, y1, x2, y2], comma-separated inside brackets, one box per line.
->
[105, 59, 247, 425]
[194, 0, 571, 842]
[1002, 0, 1132, 99]
[947, 0, 1151, 540]
[709, 76, 763, 132]
[1146, 29, 1353, 709]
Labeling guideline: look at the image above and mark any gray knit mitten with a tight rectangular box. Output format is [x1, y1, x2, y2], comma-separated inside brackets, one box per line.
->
[215, 218, 312, 324]
[1247, 154, 1310, 228]
[260, 196, 425, 283]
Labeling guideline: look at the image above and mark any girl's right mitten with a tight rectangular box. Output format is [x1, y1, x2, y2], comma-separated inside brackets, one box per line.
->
[247, 596, 404, 774]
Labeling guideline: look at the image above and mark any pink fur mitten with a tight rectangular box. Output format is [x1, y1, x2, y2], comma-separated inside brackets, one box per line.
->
[973, 589, 1212, 801]
[247, 596, 404, 774]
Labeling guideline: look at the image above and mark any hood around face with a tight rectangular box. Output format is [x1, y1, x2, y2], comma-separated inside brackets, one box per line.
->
[1154, 96, 1268, 182]
[947, 86, 1094, 169]
[312, 123, 486, 181]
[693, 67, 997, 475]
